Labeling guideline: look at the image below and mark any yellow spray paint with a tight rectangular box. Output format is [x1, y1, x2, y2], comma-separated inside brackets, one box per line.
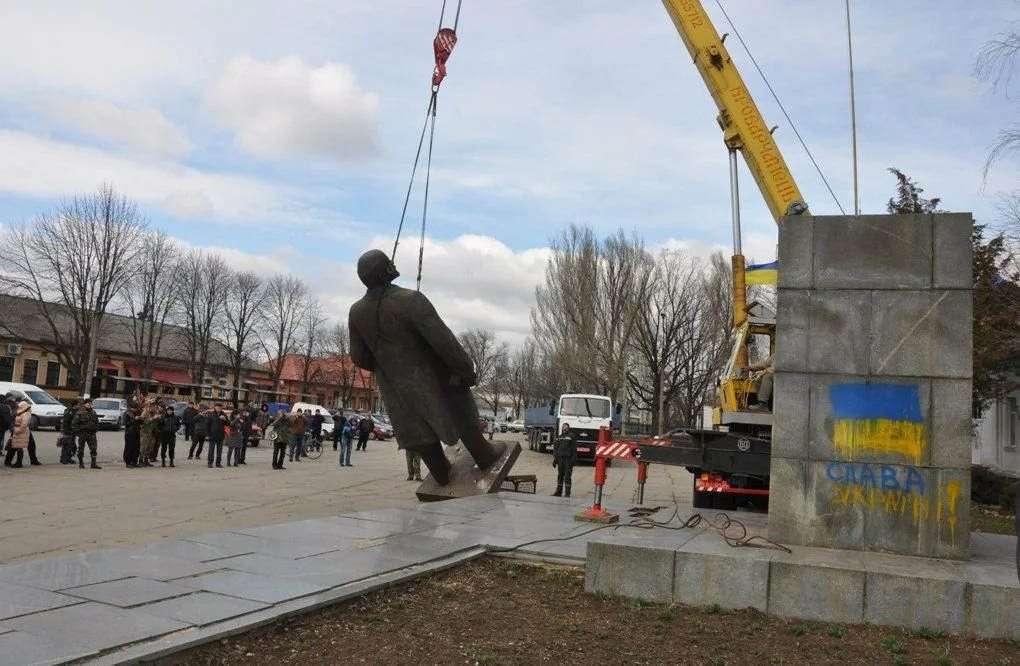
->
[832, 418, 926, 465]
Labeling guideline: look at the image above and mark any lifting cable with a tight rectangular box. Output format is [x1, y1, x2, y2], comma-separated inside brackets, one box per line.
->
[713, 0, 847, 215]
[391, 0, 463, 291]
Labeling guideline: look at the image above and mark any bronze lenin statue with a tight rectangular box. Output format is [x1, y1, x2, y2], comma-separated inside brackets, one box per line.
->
[348, 250, 505, 484]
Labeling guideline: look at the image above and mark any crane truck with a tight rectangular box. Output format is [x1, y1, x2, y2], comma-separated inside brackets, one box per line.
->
[632, 0, 811, 510]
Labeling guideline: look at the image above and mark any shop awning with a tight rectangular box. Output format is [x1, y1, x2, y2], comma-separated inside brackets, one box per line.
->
[126, 366, 194, 386]
[96, 360, 119, 371]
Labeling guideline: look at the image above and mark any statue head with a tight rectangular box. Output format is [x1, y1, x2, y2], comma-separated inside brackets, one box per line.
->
[357, 249, 400, 288]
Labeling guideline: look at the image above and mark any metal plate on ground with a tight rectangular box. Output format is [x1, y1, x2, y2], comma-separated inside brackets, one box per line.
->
[416, 441, 521, 502]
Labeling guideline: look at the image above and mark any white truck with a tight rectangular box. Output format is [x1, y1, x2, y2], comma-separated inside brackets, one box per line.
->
[524, 393, 615, 461]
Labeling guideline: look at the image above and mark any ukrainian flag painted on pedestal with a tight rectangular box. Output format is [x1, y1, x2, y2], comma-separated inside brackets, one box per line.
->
[745, 260, 778, 286]
[829, 383, 925, 465]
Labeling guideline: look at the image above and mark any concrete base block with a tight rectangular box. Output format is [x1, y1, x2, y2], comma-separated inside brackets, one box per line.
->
[584, 542, 675, 603]
[864, 571, 967, 633]
[584, 528, 1019, 640]
[769, 559, 866, 624]
[415, 442, 521, 502]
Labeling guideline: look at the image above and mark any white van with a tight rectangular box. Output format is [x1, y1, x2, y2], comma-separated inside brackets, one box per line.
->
[290, 402, 335, 437]
[0, 381, 66, 430]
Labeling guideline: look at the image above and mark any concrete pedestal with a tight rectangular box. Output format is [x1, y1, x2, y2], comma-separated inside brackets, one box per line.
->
[770, 213, 974, 560]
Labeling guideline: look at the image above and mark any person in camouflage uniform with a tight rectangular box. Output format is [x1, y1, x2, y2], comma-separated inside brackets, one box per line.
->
[139, 403, 160, 467]
[72, 398, 101, 469]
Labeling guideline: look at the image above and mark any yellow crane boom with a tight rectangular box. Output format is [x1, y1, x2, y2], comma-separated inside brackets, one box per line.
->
[661, 0, 808, 222]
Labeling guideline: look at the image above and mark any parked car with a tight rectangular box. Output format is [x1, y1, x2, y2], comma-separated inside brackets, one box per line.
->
[507, 419, 526, 433]
[373, 420, 393, 440]
[0, 381, 65, 430]
[91, 398, 128, 430]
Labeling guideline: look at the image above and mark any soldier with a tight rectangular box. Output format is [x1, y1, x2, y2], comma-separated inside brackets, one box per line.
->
[72, 398, 101, 469]
[139, 403, 160, 467]
[348, 250, 505, 484]
[552, 423, 577, 497]
[158, 405, 181, 467]
[405, 450, 423, 482]
[59, 399, 79, 465]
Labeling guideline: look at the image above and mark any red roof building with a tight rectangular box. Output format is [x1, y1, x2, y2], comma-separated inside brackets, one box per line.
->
[266, 354, 380, 412]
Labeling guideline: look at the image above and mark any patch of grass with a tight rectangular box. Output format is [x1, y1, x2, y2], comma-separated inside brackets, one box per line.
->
[770, 655, 785, 665]
[691, 618, 706, 633]
[594, 630, 612, 640]
[892, 655, 908, 666]
[362, 614, 381, 624]
[881, 635, 908, 655]
[658, 605, 678, 622]
[630, 597, 649, 610]
[459, 649, 497, 663]
[653, 622, 665, 637]
[970, 504, 1016, 535]
[835, 648, 848, 659]
[392, 600, 405, 610]
[785, 624, 809, 637]
[746, 620, 764, 633]
[498, 562, 519, 578]
[708, 658, 726, 666]
[826, 623, 848, 638]
[440, 589, 455, 598]
[704, 603, 722, 615]
[911, 626, 948, 640]
[932, 647, 955, 666]
[551, 570, 579, 587]
[593, 590, 619, 603]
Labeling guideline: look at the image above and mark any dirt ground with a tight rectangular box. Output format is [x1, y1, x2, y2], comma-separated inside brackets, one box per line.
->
[180, 558, 1016, 666]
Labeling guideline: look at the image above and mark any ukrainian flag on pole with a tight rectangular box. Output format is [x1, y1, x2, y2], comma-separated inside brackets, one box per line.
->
[745, 260, 778, 286]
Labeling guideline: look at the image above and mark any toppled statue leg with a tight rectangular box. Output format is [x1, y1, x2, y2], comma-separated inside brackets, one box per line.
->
[416, 441, 452, 485]
[460, 427, 507, 470]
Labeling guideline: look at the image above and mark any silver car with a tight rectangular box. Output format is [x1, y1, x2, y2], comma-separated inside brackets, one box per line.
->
[91, 398, 127, 431]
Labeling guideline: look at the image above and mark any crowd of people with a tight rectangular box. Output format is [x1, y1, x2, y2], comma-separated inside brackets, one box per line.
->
[1, 392, 394, 473]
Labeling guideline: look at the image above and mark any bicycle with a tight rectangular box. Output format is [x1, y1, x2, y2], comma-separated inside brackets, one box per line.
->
[303, 433, 324, 460]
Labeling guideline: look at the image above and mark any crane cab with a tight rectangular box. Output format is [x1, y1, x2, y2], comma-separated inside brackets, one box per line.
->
[713, 302, 775, 438]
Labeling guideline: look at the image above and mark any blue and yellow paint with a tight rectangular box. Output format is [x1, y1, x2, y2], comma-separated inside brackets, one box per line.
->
[829, 383, 926, 465]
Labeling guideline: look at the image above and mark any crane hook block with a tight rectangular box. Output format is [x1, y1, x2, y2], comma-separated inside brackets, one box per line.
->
[432, 28, 458, 87]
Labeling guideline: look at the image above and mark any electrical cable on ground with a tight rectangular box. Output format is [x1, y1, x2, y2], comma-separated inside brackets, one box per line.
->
[486, 507, 792, 556]
[713, 0, 847, 215]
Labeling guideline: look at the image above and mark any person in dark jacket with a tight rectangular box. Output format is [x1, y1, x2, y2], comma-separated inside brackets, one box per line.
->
[270, 410, 291, 470]
[356, 415, 373, 451]
[181, 402, 198, 442]
[332, 414, 344, 451]
[237, 403, 255, 465]
[225, 412, 245, 466]
[0, 393, 13, 435]
[310, 409, 325, 444]
[205, 403, 229, 468]
[255, 404, 271, 442]
[189, 408, 208, 460]
[72, 398, 101, 469]
[123, 404, 142, 468]
[552, 423, 577, 498]
[158, 406, 181, 467]
[60, 399, 79, 464]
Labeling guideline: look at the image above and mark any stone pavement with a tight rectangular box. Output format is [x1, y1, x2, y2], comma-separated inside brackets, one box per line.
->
[0, 492, 648, 665]
[0, 430, 692, 564]
[0, 491, 1015, 664]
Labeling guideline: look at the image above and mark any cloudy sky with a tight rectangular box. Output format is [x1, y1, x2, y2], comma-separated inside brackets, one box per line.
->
[1, 1, 1017, 344]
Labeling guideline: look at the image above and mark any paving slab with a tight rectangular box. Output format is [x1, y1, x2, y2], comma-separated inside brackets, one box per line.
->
[1, 601, 190, 652]
[62, 577, 195, 608]
[0, 580, 85, 621]
[135, 592, 268, 627]
[180, 531, 341, 559]
[175, 569, 329, 604]
[0, 630, 96, 666]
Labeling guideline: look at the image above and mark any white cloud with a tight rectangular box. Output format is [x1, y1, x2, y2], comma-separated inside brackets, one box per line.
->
[41, 99, 191, 158]
[207, 56, 381, 162]
[0, 130, 290, 222]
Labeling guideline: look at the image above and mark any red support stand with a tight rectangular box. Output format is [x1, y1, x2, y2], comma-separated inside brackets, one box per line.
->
[575, 427, 619, 523]
[636, 461, 649, 505]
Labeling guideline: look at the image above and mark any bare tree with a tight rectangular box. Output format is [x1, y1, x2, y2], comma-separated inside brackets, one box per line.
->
[118, 231, 180, 394]
[506, 341, 542, 418]
[261, 274, 308, 400]
[458, 329, 506, 390]
[531, 225, 653, 403]
[977, 29, 1020, 177]
[0, 183, 146, 394]
[296, 299, 327, 399]
[223, 271, 267, 408]
[177, 251, 231, 401]
[322, 322, 362, 408]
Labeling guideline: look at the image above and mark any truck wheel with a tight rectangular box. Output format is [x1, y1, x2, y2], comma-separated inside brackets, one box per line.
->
[712, 493, 738, 511]
[538, 440, 547, 454]
[693, 489, 713, 510]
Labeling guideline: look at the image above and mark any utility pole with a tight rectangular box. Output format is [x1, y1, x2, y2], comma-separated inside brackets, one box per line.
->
[82, 311, 100, 400]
